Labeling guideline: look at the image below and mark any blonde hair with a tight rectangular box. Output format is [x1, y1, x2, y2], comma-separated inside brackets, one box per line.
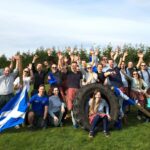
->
[89, 89, 101, 115]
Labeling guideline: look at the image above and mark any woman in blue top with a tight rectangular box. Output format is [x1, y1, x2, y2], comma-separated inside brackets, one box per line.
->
[27, 85, 49, 129]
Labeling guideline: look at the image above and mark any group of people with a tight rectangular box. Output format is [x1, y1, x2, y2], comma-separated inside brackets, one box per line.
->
[0, 47, 150, 138]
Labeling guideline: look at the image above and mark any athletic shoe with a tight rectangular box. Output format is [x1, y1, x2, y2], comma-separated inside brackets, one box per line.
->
[15, 125, 20, 129]
[89, 131, 94, 138]
[137, 115, 142, 120]
[103, 131, 110, 137]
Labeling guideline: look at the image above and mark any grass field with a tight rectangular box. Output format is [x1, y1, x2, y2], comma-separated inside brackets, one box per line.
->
[0, 108, 150, 150]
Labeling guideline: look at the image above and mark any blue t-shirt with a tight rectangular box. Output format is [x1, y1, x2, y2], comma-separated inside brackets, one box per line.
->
[147, 98, 150, 108]
[29, 94, 49, 115]
[106, 67, 123, 88]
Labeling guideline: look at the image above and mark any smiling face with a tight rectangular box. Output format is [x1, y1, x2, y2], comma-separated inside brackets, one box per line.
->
[81, 60, 87, 68]
[108, 59, 114, 68]
[23, 68, 30, 76]
[132, 71, 139, 79]
[120, 61, 126, 69]
[71, 62, 77, 72]
[95, 91, 101, 103]
[51, 64, 57, 73]
[97, 64, 103, 72]
[4, 67, 10, 76]
[128, 61, 133, 68]
[38, 85, 45, 96]
[53, 87, 59, 95]
[87, 64, 93, 73]
[36, 63, 43, 72]
[140, 62, 147, 70]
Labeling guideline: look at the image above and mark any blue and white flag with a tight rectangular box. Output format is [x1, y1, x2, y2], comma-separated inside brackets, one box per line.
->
[0, 86, 28, 132]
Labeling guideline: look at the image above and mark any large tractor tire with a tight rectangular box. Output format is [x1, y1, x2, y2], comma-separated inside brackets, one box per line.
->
[73, 83, 119, 131]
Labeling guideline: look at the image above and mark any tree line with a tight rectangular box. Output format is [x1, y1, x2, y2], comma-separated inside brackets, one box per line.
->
[0, 44, 150, 69]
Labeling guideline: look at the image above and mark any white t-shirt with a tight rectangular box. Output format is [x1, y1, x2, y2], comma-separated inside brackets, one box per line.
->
[120, 70, 128, 87]
[14, 76, 31, 92]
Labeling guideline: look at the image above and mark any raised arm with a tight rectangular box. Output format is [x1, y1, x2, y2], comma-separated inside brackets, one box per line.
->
[31, 55, 39, 73]
[28, 63, 34, 80]
[118, 51, 128, 68]
[9, 56, 15, 71]
[120, 69, 132, 81]
[136, 51, 144, 69]
[113, 47, 120, 61]
[122, 50, 128, 62]
[118, 57, 123, 68]
[57, 52, 64, 71]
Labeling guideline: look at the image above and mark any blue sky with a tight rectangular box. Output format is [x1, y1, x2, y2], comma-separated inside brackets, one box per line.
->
[0, 0, 150, 57]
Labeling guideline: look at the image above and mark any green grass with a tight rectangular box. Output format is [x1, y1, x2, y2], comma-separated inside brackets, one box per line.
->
[0, 109, 150, 150]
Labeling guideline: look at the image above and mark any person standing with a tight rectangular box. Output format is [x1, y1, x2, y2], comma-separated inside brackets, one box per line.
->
[0, 56, 20, 109]
[66, 62, 82, 128]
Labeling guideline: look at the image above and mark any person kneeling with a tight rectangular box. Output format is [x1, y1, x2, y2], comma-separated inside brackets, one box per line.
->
[89, 89, 111, 138]
[27, 85, 49, 129]
[48, 87, 66, 127]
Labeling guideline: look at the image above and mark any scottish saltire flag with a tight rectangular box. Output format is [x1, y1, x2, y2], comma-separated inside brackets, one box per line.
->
[0, 86, 28, 132]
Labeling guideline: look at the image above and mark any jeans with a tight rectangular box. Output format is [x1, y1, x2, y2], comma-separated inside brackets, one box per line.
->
[90, 115, 109, 132]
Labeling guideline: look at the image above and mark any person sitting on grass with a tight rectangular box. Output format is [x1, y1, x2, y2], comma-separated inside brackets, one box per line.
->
[27, 85, 49, 129]
[48, 87, 66, 127]
[88, 89, 111, 138]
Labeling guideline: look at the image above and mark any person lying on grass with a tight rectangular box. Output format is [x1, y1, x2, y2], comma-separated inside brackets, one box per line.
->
[88, 89, 111, 138]
[27, 85, 49, 129]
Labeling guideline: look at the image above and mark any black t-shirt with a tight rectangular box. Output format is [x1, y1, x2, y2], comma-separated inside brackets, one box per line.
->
[106, 67, 123, 88]
[66, 71, 82, 88]
[32, 63, 49, 90]
[97, 72, 106, 84]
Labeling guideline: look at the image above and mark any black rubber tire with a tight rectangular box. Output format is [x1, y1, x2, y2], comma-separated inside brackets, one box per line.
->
[73, 83, 119, 131]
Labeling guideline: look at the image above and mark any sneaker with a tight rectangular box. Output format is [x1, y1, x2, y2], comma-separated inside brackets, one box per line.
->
[103, 131, 110, 137]
[15, 125, 20, 129]
[89, 131, 94, 138]
[27, 124, 33, 128]
[137, 115, 142, 121]
[64, 114, 71, 120]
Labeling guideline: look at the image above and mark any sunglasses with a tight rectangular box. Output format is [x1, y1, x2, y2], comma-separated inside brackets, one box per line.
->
[24, 70, 29, 73]
[87, 67, 92, 69]
[141, 65, 146, 66]
[52, 67, 57, 69]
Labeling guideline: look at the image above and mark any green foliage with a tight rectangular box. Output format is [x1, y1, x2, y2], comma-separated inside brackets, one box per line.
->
[144, 47, 150, 63]
[0, 55, 9, 68]
[123, 45, 139, 65]
[1, 44, 150, 69]
[103, 43, 113, 58]
[79, 49, 89, 62]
